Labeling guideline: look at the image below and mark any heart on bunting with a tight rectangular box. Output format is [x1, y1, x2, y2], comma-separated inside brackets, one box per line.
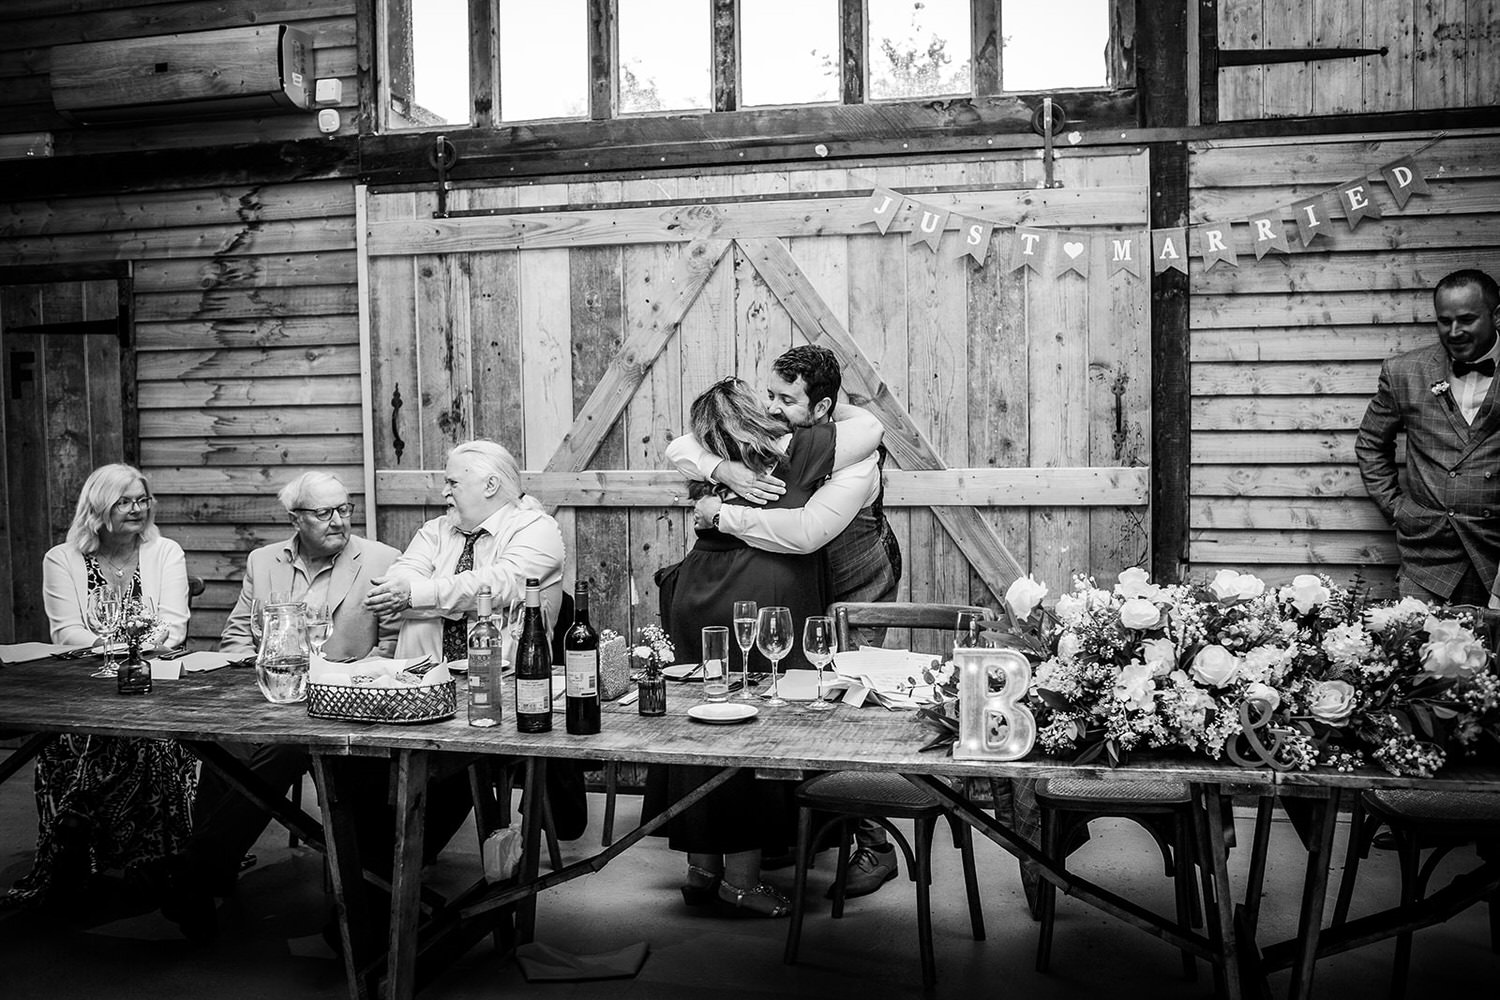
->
[1063, 241, 1085, 259]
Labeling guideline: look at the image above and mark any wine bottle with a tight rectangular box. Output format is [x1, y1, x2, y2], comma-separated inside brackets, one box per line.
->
[467, 585, 503, 727]
[514, 577, 553, 733]
[564, 581, 601, 735]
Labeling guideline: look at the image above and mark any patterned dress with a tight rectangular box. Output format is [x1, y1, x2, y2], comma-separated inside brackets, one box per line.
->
[2, 560, 197, 907]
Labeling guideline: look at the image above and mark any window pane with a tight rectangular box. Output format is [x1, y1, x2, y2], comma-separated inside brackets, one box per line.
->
[1001, 0, 1110, 91]
[867, 0, 972, 100]
[742, 0, 839, 107]
[500, 0, 588, 121]
[407, 0, 470, 125]
[618, 0, 710, 113]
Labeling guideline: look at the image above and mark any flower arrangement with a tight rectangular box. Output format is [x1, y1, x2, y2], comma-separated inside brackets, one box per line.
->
[917, 567, 1500, 778]
[115, 597, 165, 657]
[631, 623, 676, 678]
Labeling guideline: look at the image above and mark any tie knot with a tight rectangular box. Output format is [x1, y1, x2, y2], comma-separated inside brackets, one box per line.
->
[1453, 358, 1496, 378]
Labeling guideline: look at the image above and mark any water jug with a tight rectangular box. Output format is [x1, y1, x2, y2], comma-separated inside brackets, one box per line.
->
[256, 601, 310, 704]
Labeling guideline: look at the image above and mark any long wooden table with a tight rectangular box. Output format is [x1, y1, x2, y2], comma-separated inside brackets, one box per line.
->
[2, 657, 1497, 1000]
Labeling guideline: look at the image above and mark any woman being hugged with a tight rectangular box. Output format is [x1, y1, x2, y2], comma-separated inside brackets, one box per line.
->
[3, 464, 196, 909]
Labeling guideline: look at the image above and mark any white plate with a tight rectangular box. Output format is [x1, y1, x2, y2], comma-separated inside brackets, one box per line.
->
[687, 702, 758, 724]
[662, 663, 702, 681]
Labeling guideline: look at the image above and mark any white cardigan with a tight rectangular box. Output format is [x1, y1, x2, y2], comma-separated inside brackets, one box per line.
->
[42, 535, 191, 647]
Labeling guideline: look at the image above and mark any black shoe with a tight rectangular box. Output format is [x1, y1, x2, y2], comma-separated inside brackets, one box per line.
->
[828, 845, 898, 899]
[139, 854, 218, 944]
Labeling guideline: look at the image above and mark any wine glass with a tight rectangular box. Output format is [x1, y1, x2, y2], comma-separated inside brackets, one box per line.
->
[956, 610, 993, 650]
[732, 600, 758, 701]
[802, 615, 836, 712]
[755, 606, 794, 707]
[249, 597, 267, 650]
[85, 590, 123, 679]
[305, 603, 332, 660]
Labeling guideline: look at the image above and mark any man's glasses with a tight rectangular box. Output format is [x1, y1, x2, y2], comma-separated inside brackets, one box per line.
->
[293, 502, 356, 522]
[112, 496, 155, 512]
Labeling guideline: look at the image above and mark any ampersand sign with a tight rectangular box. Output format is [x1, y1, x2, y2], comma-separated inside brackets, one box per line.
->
[953, 647, 1036, 761]
[1225, 698, 1296, 771]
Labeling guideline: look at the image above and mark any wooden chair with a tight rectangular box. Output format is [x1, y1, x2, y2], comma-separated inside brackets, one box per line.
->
[783, 601, 988, 988]
[1033, 776, 1202, 979]
[1331, 789, 1500, 999]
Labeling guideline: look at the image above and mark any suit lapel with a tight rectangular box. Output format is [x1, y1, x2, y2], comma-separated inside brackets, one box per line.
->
[1426, 349, 1471, 441]
[326, 541, 360, 613]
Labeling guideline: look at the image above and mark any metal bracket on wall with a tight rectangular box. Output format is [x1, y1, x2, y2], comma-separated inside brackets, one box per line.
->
[1215, 46, 1388, 68]
[428, 135, 458, 218]
[1031, 98, 1067, 189]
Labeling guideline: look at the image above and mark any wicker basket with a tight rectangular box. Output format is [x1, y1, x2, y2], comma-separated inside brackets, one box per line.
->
[306, 678, 457, 724]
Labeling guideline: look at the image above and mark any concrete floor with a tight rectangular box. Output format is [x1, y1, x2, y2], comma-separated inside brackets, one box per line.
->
[0, 768, 1496, 1000]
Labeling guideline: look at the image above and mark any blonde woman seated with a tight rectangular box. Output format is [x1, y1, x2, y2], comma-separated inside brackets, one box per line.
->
[644, 377, 880, 917]
[2, 464, 195, 910]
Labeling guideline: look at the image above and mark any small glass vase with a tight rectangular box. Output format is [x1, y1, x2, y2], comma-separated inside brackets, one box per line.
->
[116, 639, 152, 695]
[637, 670, 666, 716]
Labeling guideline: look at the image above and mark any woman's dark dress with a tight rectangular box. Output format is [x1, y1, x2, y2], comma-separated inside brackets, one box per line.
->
[644, 423, 836, 854]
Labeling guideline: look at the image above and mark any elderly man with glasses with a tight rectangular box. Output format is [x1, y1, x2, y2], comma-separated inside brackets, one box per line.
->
[144, 471, 401, 941]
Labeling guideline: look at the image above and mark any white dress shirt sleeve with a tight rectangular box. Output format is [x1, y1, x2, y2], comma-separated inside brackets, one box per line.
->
[717, 455, 877, 555]
[664, 433, 723, 482]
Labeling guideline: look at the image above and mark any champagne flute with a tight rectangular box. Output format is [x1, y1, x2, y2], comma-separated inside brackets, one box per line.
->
[732, 600, 758, 701]
[305, 603, 332, 660]
[755, 606, 793, 707]
[956, 610, 992, 650]
[802, 615, 836, 712]
[85, 589, 123, 679]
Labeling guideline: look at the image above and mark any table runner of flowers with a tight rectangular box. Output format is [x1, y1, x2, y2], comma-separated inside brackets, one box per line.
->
[917, 569, 1500, 779]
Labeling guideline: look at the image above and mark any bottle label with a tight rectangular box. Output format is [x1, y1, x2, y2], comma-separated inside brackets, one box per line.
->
[516, 677, 551, 715]
[565, 650, 598, 696]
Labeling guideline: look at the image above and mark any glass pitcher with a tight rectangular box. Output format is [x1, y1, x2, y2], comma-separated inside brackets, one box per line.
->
[256, 601, 310, 704]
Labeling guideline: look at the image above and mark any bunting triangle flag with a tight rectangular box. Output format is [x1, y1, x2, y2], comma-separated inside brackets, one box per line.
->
[950, 217, 995, 265]
[1337, 177, 1383, 230]
[1194, 223, 1238, 270]
[907, 202, 950, 252]
[1152, 228, 1188, 274]
[1247, 209, 1290, 259]
[1380, 156, 1430, 210]
[1057, 235, 1090, 277]
[1105, 233, 1143, 277]
[866, 187, 902, 235]
[1011, 227, 1047, 273]
[1291, 195, 1331, 246]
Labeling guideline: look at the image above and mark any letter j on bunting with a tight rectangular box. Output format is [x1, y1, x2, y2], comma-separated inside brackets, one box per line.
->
[866, 186, 902, 234]
[1152, 227, 1187, 274]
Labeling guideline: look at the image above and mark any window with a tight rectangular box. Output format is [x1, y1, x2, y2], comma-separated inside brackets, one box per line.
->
[867, 0, 972, 101]
[499, 0, 588, 121]
[618, 0, 711, 114]
[741, 0, 839, 107]
[392, 0, 470, 126]
[1001, 0, 1110, 91]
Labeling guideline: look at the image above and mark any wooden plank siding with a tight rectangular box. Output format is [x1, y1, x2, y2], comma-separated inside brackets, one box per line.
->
[1186, 129, 1500, 596]
[367, 151, 1153, 640]
[1215, 0, 1500, 120]
[0, 2, 361, 152]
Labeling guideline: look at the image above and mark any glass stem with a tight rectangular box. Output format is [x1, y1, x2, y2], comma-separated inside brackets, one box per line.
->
[769, 658, 780, 699]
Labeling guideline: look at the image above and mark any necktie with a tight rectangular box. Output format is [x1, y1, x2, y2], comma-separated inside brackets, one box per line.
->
[1452, 358, 1496, 378]
[441, 528, 486, 662]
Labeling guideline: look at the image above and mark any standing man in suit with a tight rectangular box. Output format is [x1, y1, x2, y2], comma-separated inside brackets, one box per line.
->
[146, 471, 401, 940]
[1357, 268, 1500, 606]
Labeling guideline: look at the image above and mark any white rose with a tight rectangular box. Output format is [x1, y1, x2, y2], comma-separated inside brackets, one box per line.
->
[1209, 569, 1265, 603]
[1055, 631, 1080, 661]
[1114, 567, 1160, 601]
[1281, 574, 1331, 615]
[1190, 644, 1240, 687]
[1243, 681, 1281, 713]
[1141, 637, 1178, 673]
[1054, 592, 1086, 624]
[1420, 616, 1488, 680]
[1308, 679, 1356, 725]
[1118, 598, 1161, 630]
[1006, 574, 1049, 621]
[1113, 661, 1157, 713]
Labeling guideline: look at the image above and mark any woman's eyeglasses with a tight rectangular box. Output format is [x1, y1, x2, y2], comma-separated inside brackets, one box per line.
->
[293, 502, 356, 522]
[112, 496, 155, 512]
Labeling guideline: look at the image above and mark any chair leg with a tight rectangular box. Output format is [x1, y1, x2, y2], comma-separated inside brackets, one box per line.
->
[951, 816, 985, 941]
[1172, 816, 1198, 981]
[1391, 831, 1420, 1000]
[784, 805, 814, 966]
[601, 762, 617, 847]
[830, 821, 852, 919]
[1035, 807, 1061, 972]
[914, 814, 936, 988]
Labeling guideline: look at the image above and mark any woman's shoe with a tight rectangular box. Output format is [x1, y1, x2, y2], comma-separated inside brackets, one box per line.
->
[716, 879, 791, 918]
[680, 863, 722, 906]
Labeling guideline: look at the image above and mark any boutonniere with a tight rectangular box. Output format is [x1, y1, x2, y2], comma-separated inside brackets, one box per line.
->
[1431, 379, 1451, 396]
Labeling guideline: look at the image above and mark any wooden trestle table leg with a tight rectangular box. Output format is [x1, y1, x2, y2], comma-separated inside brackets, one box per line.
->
[516, 757, 547, 944]
[312, 753, 373, 1000]
[1287, 788, 1343, 1000]
[1191, 782, 1243, 1000]
[387, 749, 430, 1000]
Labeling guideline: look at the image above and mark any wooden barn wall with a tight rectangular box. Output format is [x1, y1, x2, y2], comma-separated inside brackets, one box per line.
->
[1216, 0, 1500, 121]
[1186, 128, 1500, 595]
[0, 0, 360, 155]
[0, 0, 361, 645]
[365, 151, 1152, 641]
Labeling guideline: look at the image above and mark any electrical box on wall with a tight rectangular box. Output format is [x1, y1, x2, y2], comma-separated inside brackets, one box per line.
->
[50, 24, 312, 125]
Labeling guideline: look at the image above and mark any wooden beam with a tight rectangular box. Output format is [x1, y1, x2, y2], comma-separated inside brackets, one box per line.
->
[711, 0, 737, 113]
[364, 189, 1149, 256]
[542, 239, 731, 474]
[471, 0, 497, 128]
[839, 0, 865, 105]
[377, 467, 1152, 507]
[734, 236, 1027, 594]
[972, 0, 999, 96]
[587, 0, 615, 121]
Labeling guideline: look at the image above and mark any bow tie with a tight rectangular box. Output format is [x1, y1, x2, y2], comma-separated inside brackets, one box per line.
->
[1452, 358, 1496, 378]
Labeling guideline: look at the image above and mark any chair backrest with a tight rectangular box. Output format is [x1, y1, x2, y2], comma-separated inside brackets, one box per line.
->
[187, 575, 205, 605]
[829, 601, 987, 652]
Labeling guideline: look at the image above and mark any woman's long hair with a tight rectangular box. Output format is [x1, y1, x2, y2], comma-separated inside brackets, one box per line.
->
[690, 378, 787, 476]
[66, 463, 161, 554]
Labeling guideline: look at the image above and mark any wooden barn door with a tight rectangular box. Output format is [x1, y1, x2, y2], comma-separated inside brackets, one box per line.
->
[361, 152, 1152, 640]
[0, 276, 131, 642]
